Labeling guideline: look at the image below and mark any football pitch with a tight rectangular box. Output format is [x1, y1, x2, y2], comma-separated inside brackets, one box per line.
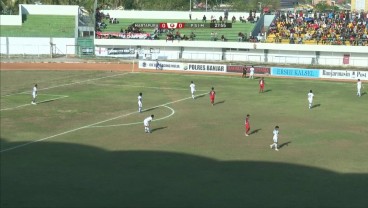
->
[1, 69, 368, 207]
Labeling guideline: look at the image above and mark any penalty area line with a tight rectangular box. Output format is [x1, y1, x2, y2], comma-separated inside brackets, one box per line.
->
[0, 92, 207, 153]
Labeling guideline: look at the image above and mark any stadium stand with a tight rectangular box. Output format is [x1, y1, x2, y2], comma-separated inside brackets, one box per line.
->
[266, 10, 368, 46]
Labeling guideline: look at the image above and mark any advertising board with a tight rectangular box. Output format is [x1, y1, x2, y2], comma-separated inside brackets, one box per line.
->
[271, 67, 320, 78]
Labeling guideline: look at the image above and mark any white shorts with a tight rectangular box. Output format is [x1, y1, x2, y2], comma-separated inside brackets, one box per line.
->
[308, 98, 313, 104]
[138, 101, 142, 108]
[32, 93, 37, 99]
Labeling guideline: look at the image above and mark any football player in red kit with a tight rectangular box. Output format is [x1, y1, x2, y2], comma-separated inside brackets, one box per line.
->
[209, 87, 216, 106]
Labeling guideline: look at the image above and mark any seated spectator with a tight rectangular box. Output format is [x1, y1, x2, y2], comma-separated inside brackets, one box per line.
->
[240, 16, 246, 23]
[221, 35, 227, 41]
[232, 16, 236, 23]
[166, 33, 174, 42]
[189, 32, 196, 40]
[175, 31, 181, 40]
[182, 35, 189, 40]
[238, 32, 245, 42]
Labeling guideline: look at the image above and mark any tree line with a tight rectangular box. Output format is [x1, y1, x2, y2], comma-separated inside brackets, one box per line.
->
[1, 0, 281, 15]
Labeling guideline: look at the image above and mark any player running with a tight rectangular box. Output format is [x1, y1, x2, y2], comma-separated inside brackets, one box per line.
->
[270, 126, 280, 151]
[245, 114, 250, 136]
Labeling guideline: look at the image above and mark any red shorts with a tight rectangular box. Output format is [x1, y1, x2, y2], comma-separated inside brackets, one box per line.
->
[260, 84, 264, 89]
[245, 123, 250, 130]
[210, 97, 215, 103]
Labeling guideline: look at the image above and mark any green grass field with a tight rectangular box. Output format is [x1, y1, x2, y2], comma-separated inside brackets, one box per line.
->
[0, 15, 75, 38]
[1, 69, 368, 208]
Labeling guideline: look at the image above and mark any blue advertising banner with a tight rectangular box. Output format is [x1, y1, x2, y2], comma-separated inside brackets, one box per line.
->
[271, 67, 320, 78]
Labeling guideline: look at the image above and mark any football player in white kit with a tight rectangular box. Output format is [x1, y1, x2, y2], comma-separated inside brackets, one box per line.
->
[307, 90, 314, 109]
[357, 79, 363, 97]
[270, 126, 279, 151]
[138, 92, 143, 113]
[32, 84, 38, 105]
[190, 81, 196, 99]
[144, 114, 154, 133]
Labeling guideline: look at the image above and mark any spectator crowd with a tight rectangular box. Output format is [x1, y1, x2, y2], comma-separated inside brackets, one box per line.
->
[267, 10, 368, 46]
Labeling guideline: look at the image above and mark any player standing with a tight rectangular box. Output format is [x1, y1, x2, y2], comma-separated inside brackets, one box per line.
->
[270, 126, 279, 151]
[249, 65, 255, 79]
[307, 90, 314, 109]
[144, 114, 154, 133]
[245, 114, 250, 136]
[259, 77, 265, 93]
[138, 92, 143, 113]
[357, 79, 363, 97]
[242, 66, 247, 78]
[190, 81, 196, 99]
[209, 87, 216, 106]
[31, 84, 38, 105]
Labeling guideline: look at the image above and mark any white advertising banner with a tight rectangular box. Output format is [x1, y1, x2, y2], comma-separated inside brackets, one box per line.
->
[320, 69, 368, 80]
[183, 63, 227, 73]
[138, 61, 227, 73]
[139, 60, 184, 70]
[95, 47, 136, 58]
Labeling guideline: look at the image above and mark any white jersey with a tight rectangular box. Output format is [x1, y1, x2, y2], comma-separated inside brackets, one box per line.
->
[250, 67, 255, 74]
[190, 83, 196, 93]
[357, 81, 362, 89]
[308, 92, 314, 101]
[273, 129, 279, 142]
[144, 116, 153, 126]
[138, 95, 142, 104]
[32, 86, 37, 97]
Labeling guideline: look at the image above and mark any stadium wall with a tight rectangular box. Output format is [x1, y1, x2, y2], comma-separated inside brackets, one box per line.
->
[0, 15, 22, 26]
[94, 39, 368, 67]
[0, 37, 76, 56]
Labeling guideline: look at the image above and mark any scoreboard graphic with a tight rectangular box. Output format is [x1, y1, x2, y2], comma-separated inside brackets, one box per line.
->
[158, 23, 232, 29]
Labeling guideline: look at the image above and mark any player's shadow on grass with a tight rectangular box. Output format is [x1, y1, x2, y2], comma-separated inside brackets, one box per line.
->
[263, 89, 272, 93]
[279, 141, 292, 149]
[151, 126, 168, 133]
[250, 128, 261, 135]
[361, 92, 367, 96]
[214, 100, 225, 105]
[37, 99, 58, 104]
[311, 104, 321, 109]
[195, 94, 205, 99]
[143, 107, 159, 112]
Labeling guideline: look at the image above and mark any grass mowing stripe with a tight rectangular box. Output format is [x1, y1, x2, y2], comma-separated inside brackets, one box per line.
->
[1, 72, 131, 97]
[0, 95, 69, 111]
[0, 92, 207, 153]
[89, 82, 209, 92]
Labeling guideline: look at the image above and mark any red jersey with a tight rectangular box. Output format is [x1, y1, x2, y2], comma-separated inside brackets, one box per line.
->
[209, 90, 216, 99]
[259, 79, 264, 86]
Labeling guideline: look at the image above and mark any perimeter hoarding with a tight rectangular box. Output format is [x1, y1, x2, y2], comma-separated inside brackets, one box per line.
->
[320, 69, 368, 80]
[271, 67, 320, 78]
[139, 61, 226, 73]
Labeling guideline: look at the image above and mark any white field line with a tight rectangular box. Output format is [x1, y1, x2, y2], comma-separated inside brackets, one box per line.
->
[1, 72, 131, 98]
[0, 95, 69, 111]
[90, 83, 209, 92]
[0, 92, 207, 153]
[90, 105, 175, 128]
